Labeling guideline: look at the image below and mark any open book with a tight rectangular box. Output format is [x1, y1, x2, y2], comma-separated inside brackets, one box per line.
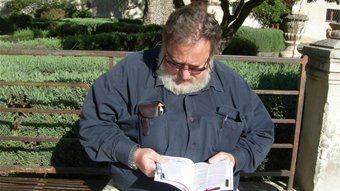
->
[154, 156, 233, 191]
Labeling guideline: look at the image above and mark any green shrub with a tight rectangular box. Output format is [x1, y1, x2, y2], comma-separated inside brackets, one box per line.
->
[61, 32, 162, 51]
[96, 22, 141, 34]
[72, 9, 92, 18]
[31, 20, 63, 34]
[224, 37, 258, 56]
[252, 0, 289, 28]
[95, 22, 163, 34]
[224, 26, 285, 55]
[32, 28, 49, 38]
[49, 23, 90, 37]
[32, 20, 54, 30]
[140, 24, 163, 33]
[0, 17, 14, 35]
[0, 41, 12, 49]
[117, 18, 143, 25]
[7, 29, 35, 42]
[40, 8, 66, 20]
[9, 13, 33, 30]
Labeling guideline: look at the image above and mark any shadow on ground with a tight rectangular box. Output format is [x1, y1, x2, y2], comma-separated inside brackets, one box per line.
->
[239, 181, 301, 191]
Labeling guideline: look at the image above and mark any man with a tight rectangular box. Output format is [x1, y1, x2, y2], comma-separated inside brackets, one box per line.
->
[79, 4, 274, 191]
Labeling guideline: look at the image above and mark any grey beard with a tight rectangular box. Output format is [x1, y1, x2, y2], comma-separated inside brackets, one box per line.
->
[156, 64, 211, 95]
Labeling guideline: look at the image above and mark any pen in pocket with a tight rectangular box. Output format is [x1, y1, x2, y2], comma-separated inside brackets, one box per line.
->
[157, 103, 164, 115]
[221, 115, 228, 128]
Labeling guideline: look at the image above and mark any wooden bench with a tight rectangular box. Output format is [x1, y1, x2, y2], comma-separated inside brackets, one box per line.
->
[0, 49, 308, 190]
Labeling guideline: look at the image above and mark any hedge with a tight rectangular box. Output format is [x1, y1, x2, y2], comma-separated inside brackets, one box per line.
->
[61, 31, 162, 51]
[224, 26, 285, 55]
[0, 17, 14, 35]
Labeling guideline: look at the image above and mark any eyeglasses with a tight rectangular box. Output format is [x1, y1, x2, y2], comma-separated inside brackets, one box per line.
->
[164, 49, 210, 75]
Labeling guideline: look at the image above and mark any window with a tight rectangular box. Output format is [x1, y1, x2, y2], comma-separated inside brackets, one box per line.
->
[326, 9, 340, 22]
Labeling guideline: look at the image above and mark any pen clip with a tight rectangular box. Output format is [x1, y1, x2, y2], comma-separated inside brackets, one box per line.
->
[221, 115, 228, 128]
[157, 103, 164, 115]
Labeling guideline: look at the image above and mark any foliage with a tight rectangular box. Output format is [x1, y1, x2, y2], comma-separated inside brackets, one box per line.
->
[39, 8, 66, 20]
[117, 18, 143, 25]
[0, 29, 49, 42]
[252, 0, 290, 28]
[1, 0, 90, 19]
[2, 29, 35, 42]
[95, 22, 162, 34]
[0, 38, 62, 50]
[0, 0, 43, 16]
[49, 23, 91, 37]
[0, 17, 14, 35]
[9, 13, 33, 30]
[35, 0, 77, 19]
[61, 31, 162, 51]
[223, 26, 285, 55]
[96, 22, 142, 34]
[72, 9, 92, 18]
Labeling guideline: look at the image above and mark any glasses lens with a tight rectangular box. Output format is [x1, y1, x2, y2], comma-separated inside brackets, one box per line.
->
[165, 55, 209, 75]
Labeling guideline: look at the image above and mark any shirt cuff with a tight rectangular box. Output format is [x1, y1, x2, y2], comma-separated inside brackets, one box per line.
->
[113, 137, 138, 167]
[230, 147, 247, 173]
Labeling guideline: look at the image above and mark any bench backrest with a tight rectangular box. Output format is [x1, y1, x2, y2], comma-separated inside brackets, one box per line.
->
[0, 49, 307, 190]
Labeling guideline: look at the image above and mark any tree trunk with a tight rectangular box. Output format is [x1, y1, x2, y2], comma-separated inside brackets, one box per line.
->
[219, 0, 265, 52]
[144, 0, 174, 25]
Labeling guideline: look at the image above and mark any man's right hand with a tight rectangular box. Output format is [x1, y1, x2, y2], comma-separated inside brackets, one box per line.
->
[133, 148, 166, 177]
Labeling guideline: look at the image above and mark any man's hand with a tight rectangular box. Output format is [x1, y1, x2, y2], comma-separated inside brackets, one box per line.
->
[208, 152, 236, 167]
[133, 148, 166, 177]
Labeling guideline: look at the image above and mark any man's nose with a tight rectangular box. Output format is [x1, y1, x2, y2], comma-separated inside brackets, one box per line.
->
[179, 69, 191, 80]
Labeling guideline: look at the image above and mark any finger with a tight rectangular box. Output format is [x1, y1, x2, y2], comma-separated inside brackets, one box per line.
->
[148, 150, 167, 164]
[208, 152, 224, 164]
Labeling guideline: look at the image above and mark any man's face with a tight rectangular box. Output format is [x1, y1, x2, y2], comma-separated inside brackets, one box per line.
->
[158, 38, 212, 95]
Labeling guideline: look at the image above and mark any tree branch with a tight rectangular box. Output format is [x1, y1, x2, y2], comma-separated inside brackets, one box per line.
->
[219, 0, 265, 51]
[220, 0, 231, 29]
[229, 0, 244, 23]
[222, 0, 265, 38]
[229, 0, 265, 34]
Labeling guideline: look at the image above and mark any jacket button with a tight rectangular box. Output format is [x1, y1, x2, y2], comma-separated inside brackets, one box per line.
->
[189, 117, 194, 122]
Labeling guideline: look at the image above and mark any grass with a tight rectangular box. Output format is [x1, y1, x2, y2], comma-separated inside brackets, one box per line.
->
[0, 38, 62, 50]
[0, 54, 300, 172]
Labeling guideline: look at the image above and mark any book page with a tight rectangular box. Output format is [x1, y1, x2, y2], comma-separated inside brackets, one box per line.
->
[193, 160, 233, 191]
[154, 156, 195, 191]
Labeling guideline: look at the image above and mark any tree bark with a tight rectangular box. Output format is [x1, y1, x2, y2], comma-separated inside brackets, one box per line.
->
[144, 0, 174, 25]
[219, 0, 265, 52]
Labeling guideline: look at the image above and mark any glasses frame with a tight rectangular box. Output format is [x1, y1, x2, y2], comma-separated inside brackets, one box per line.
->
[164, 48, 211, 75]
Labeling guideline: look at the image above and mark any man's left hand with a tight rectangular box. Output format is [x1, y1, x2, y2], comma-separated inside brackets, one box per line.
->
[208, 152, 236, 167]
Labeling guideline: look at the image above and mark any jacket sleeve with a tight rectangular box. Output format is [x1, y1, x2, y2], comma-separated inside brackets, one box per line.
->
[78, 64, 137, 167]
[230, 76, 275, 173]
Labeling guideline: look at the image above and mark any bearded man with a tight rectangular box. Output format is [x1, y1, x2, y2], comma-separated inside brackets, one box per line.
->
[79, 4, 274, 191]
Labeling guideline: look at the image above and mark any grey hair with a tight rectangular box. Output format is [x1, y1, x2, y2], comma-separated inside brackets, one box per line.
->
[163, 4, 222, 55]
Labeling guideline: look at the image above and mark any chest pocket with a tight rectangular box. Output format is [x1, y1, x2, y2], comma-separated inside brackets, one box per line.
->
[137, 102, 168, 154]
[213, 105, 245, 152]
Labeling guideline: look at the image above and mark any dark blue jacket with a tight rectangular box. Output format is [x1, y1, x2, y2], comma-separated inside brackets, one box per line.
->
[79, 48, 274, 191]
